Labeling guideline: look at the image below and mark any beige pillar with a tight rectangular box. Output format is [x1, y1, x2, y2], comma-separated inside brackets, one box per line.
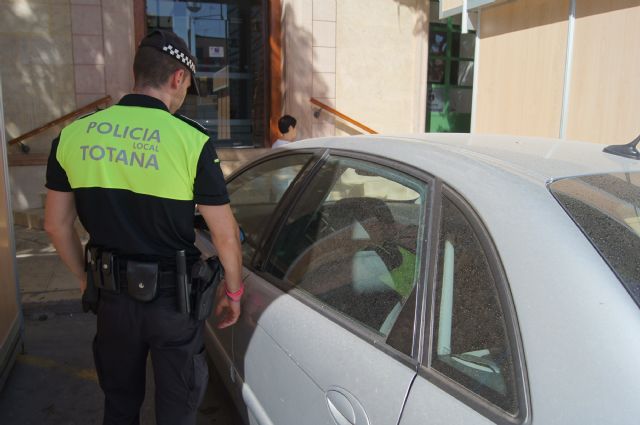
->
[0, 76, 22, 392]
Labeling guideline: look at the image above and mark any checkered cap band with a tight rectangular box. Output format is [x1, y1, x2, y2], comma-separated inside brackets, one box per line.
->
[162, 44, 196, 74]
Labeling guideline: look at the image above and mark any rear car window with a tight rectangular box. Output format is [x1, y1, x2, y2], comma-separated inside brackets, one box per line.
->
[431, 196, 519, 415]
[549, 172, 640, 306]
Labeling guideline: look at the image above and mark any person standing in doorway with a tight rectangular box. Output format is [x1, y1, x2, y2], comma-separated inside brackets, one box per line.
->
[44, 29, 244, 425]
[272, 114, 297, 148]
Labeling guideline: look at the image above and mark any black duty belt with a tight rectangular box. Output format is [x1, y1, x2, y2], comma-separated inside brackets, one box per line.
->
[84, 246, 222, 318]
[86, 247, 179, 296]
[120, 268, 177, 291]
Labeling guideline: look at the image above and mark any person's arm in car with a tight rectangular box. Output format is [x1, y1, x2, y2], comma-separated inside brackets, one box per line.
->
[44, 190, 86, 292]
[197, 203, 243, 328]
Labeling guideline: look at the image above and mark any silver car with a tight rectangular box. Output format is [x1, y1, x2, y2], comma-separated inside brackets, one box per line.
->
[195, 134, 640, 425]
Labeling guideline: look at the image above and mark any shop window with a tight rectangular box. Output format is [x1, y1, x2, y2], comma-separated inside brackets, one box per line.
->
[146, 0, 267, 147]
[426, 1, 475, 133]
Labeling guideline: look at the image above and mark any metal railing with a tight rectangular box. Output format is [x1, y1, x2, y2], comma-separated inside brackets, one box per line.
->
[310, 97, 377, 134]
[8, 95, 112, 154]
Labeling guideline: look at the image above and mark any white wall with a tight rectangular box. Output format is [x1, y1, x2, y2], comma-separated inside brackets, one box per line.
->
[335, 0, 429, 135]
[5, 0, 135, 211]
[281, 0, 429, 139]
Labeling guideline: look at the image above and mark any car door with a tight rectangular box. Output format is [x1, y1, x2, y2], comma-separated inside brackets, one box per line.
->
[399, 188, 529, 425]
[232, 152, 433, 425]
[196, 152, 318, 417]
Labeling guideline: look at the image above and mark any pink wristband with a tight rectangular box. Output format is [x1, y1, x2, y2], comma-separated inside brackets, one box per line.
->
[225, 282, 244, 302]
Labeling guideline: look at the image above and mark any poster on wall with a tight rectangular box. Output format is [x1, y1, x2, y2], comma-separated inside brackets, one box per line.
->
[209, 46, 225, 58]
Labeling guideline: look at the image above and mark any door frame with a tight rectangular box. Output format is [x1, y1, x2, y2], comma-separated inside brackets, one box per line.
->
[133, 0, 282, 147]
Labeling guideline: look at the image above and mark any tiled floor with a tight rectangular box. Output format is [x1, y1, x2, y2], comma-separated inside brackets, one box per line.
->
[5, 225, 243, 424]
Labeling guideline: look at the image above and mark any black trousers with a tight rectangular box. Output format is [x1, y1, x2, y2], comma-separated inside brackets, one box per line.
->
[93, 290, 209, 425]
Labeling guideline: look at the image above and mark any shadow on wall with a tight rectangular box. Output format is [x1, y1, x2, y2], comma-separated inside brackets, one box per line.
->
[100, 3, 133, 103]
[281, 3, 329, 141]
[575, 0, 639, 19]
[392, 0, 429, 35]
[481, 0, 640, 38]
[2, 0, 78, 157]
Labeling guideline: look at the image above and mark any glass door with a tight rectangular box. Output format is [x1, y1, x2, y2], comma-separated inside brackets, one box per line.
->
[146, 0, 267, 147]
[426, 1, 475, 133]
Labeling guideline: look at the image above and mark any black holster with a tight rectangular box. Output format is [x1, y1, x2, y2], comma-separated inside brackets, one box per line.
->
[191, 257, 223, 321]
[82, 274, 100, 314]
[86, 246, 119, 293]
[83, 246, 102, 314]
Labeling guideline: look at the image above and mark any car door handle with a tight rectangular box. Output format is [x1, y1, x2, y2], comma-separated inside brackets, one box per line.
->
[326, 388, 370, 425]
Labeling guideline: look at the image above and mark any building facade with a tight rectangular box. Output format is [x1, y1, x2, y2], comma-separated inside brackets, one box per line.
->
[2, 0, 640, 211]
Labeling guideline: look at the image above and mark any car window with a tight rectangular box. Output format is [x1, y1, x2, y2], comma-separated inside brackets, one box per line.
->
[264, 156, 427, 347]
[431, 196, 518, 415]
[549, 172, 640, 307]
[227, 154, 312, 264]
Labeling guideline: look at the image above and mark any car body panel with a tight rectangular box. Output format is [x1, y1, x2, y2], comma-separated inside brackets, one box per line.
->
[398, 377, 497, 425]
[289, 134, 640, 182]
[198, 135, 640, 425]
[231, 270, 417, 425]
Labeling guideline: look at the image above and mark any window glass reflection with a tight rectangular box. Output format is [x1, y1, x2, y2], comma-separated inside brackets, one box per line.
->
[451, 60, 474, 86]
[265, 157, 427, 339]
[146, 0, 266, 147]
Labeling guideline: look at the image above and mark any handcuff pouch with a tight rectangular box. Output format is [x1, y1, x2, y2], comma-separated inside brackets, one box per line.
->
[126, 260, 159, 302]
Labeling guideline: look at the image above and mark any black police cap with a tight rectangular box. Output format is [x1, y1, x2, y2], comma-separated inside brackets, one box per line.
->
[139, 30, 200, 96]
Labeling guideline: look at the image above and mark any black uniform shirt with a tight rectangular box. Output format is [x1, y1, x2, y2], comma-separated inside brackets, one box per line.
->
[46, 94, 228, 262]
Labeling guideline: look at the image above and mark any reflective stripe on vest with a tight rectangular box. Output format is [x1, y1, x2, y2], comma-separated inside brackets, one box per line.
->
[57, 105, 209, 201]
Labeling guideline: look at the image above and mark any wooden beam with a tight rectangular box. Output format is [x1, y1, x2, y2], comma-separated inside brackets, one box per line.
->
[8, 154, 49, 167]
[269, 0, 283, 146]
[133, 0, 146, 47]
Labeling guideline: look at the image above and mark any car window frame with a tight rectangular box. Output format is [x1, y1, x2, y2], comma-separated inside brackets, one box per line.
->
[419, 183, 531, 425]
[221, 149, 324, 272]
[252, 148, 437, 367]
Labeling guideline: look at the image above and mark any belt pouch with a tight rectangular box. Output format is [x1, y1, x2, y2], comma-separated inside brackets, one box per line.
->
[86, 247, 103, 290]
[100, 251, 119, 292]
[126, 261, 159, 302]
[193, 257, 223, 321]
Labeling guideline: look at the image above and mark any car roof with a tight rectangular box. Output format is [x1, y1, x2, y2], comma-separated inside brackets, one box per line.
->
[288, 133, 640, 185]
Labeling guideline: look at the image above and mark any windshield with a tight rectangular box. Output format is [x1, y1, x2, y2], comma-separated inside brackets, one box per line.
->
[549, 172, 640, 307]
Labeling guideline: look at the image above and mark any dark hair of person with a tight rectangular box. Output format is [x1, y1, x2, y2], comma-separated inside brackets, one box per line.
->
[278, 115, 297, 134]
[133, 46, 187, 89]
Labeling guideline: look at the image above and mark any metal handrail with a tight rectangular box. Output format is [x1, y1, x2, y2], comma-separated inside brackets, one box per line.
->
[8, 95, 112, 152]
[310, 98, 377, 134]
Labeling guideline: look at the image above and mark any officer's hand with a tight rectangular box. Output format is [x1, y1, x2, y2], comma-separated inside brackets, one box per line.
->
[215, 294, 241, 329]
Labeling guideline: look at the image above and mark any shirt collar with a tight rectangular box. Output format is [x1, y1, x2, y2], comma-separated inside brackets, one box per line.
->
[117, 94, 169, 112]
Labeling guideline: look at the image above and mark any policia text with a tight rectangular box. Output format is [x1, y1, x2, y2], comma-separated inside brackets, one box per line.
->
[81, 120, 161, 170]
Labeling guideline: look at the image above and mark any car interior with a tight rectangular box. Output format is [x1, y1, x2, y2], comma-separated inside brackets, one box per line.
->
[432, 198, 517, 413]
[271, 195, 420, 336]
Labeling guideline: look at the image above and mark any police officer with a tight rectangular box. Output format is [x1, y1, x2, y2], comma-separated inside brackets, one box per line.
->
[44, 30, 243, 425]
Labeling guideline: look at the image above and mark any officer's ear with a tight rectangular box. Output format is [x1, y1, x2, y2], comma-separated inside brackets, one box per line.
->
[169, 68, 188, 90]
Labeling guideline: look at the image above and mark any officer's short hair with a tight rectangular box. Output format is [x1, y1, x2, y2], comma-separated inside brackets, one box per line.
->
[133, 46, 187, 89]
[133, 30, 199, 95]
[278, 115, 297, 134]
